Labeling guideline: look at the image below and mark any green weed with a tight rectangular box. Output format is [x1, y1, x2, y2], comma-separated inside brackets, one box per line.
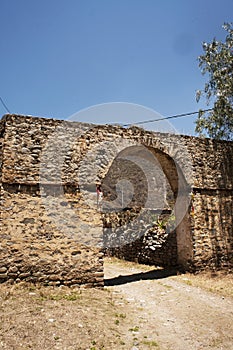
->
[115, 313, 126, 319]
[129, 326, 139, 332]
[38, 292, 81, 302]
[143, 340, 159, 347]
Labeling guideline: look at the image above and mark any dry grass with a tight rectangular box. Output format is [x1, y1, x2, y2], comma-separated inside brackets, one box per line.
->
[0, 282, 136, 350]
[1, 258, 232, 349]
[105, 257, 156, 271]
[175, 270, 233, 298]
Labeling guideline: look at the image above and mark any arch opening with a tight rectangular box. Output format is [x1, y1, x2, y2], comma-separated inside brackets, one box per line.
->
[100, 144, 193, 270]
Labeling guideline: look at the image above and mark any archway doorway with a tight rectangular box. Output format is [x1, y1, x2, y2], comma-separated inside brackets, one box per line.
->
[100, 144, 193, 270]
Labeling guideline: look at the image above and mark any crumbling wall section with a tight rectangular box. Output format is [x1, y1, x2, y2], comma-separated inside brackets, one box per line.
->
[186, 137, 233, 270]
[103, 209, 177, 267]
[0, 113, 233, 282]
[0, 186, 104, 287]
[191, 189, 233, 270]
[0, 115, 104, 287]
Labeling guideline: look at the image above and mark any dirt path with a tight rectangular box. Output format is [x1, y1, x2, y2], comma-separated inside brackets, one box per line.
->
[104, 259, 233, 350]
[0, 260, 232, 350]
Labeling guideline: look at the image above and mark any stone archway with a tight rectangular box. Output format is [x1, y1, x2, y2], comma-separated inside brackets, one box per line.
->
[74, 125, 194, 270]
[2, 114, 232, 287]
[97, 144, 193, 270]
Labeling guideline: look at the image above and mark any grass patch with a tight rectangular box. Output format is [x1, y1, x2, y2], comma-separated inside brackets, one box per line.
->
[0, 283, 134, 350]
[174, 270, 233, 298]
[158, 282, 173, 290]
[129, 326, 139, 332]
[143, 340, 159, 348]
[115, 313, 126, 319]
[105, 257, 156, 272]
[38, 291, 82, 301]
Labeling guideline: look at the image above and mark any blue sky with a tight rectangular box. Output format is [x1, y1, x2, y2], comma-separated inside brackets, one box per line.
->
[0, 0, 232, 135]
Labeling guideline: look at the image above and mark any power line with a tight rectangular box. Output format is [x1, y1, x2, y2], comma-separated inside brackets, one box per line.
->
[0, 96, 11, 114]
[123, 108, 213, 127]
[0, 99, 213, 127]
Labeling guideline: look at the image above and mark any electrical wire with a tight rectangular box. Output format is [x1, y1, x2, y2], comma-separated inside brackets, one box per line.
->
[0, 97, 213, 127]
[122, 108, 213, 127]
[0, 96, 11, 114]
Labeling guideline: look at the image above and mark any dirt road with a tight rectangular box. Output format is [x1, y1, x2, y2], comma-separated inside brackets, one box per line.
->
[104, 259, 233, 350]
[0, 259, 232, 350]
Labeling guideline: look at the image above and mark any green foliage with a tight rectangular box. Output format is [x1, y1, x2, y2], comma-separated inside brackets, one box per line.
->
[38, 291, 82, 301]
[156, 219, 166, 230]
[115, 313, 126, 319]
[165, 213, 176, 230]
[196, 23, 233, 140]
[149, 212, 176, 232]
[129, 326, 139, 332]
[142, 340, 159, 347]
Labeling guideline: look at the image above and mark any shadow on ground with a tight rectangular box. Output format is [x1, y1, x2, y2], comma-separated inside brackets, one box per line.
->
[104, 268, 178, 286]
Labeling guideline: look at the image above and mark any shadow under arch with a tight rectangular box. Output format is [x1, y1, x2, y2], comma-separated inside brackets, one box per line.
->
[104, 267, 178, 286]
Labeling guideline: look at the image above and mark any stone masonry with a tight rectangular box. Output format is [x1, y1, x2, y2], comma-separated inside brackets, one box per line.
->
[0, 114, 232, 286]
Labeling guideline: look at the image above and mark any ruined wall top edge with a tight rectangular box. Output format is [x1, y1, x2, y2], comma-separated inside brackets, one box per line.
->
[1, 113, 233, 143]
[1, 114, 233, 190]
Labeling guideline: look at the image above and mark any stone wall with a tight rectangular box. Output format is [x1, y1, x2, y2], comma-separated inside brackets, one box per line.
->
[0, 187, 104, 287]
[2, 114, 233, 190]
[191, 189, 233, 270]
[0, 113, 233, 286]
[0, 115, 104, 286]
[103, 209, 177, 267]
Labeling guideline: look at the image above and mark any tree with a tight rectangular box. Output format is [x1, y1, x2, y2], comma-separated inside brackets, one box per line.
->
[195, 23, 233, 140]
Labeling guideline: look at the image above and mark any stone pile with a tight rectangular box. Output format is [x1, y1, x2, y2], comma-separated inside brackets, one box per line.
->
[103, 209, 177, 267]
